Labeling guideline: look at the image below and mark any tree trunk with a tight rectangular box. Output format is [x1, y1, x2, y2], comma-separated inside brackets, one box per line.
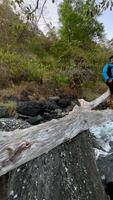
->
[0, 90, 110, 199]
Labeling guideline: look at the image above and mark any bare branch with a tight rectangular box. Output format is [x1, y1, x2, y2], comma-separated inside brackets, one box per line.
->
[29, 0, 40, 15]
[0, 90, 111, 176]
[37, 0, 48, 23]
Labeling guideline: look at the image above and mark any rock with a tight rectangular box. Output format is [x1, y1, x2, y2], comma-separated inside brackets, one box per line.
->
[7, 131, 107, 200]
[57, 98, 71, 109]
[0, 118, 31, 131]
[27, 115, 43, 125]
[109, 141, 113, 151]
[0, 106, 9, 118]
[97, 153, 113, 183]
[16, 113, 30, 120]
[90, 121, 113, 185]
[2, 95, 19, 103]
[48, 96, 60, 101]
[54, 108, 62, 116]
[46, 99, 59, 110]
[43, 112, 52, 120]
[16, 100, 46, 116]
[94, 101, 108, 110]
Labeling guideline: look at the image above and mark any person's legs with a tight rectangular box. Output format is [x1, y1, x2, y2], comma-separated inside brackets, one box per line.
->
[106, 81, 113, 100]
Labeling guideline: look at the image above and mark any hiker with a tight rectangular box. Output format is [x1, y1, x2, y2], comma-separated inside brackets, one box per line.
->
[102, 55, 113, 100]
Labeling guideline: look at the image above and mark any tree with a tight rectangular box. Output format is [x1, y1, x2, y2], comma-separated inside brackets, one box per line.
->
[0, 0, 19, 46]
[58, 0, 104, 43]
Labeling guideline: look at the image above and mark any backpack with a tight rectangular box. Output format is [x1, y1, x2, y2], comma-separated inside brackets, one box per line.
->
[107, 65, 113, 78]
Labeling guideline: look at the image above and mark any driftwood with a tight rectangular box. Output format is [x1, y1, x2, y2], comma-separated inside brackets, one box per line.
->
[0, 89, 111, 176]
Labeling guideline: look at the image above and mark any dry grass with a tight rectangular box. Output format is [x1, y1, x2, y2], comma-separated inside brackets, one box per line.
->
[0, 101, 17, 116]
[82, 80, 108, 101]
[0, 79, 108, 104]
[0, 81, 40, 101]
[0, 80, 79, 102]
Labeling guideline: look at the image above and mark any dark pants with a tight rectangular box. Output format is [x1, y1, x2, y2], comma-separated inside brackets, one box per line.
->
[106, 80, 113, 94]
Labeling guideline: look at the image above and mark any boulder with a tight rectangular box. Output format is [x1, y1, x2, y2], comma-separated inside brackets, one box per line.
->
[6, 131, 107, 200]
[16, 100, 46, 116]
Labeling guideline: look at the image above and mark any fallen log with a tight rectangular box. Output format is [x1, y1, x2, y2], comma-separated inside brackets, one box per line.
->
[0, 89, 111, 176]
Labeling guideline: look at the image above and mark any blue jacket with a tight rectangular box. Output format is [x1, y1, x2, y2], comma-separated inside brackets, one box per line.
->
[102, 63, 113, 81]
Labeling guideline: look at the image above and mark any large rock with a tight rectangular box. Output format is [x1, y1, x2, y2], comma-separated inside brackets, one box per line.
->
[16, 100, 46, 116]
[5, 131, 107, 200]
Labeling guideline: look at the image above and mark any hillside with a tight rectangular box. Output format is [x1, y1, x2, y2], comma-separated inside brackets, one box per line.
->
[0, 0, 112, 103]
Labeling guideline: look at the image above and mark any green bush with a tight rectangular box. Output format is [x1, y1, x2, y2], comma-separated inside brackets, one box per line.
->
[53, 73, 70, 87]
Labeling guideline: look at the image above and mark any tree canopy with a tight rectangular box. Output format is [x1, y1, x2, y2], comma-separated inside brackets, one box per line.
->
[58, 0, 104, 42]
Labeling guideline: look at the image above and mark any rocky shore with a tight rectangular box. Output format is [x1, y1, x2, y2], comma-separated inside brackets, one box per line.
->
[0, 94, 78, 126]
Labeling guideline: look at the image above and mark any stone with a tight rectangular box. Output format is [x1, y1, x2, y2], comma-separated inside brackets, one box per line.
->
[16, 100, 46, 116]
[0, 118, 31, 131]
[48, 96, 60, 101]
[7, 131, 107, 200]
[2, 95, 19, 103]
[43, 112, 52, 120]
[27, 115, 43, 125]
[57, 99, 71, 109]
[46, 99, 59, 110]
[97, 153, 113, 183]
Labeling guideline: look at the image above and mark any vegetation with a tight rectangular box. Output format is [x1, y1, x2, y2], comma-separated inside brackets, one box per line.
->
[0, 0, 112, 100]
[58, 0, 104, 42]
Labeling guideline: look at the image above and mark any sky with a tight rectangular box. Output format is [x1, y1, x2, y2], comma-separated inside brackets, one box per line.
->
[26, 0, 113, 40]
[98, 10, 113, 40]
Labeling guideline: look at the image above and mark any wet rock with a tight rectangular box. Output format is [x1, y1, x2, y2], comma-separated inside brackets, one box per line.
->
[109, 141, 113, 151]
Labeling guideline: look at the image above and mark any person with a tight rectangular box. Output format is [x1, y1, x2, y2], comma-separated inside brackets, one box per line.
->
[102, 55, 113, 100]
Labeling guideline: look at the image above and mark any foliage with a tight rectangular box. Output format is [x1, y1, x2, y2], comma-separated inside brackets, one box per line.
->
[58, 0, 104, 43]
[13, 0, 113, 15]
[0, 100, 17, 116]
[0, 0, 112, 100]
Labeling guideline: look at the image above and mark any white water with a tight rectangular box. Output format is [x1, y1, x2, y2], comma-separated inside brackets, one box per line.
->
[90, 121, 113, 159]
